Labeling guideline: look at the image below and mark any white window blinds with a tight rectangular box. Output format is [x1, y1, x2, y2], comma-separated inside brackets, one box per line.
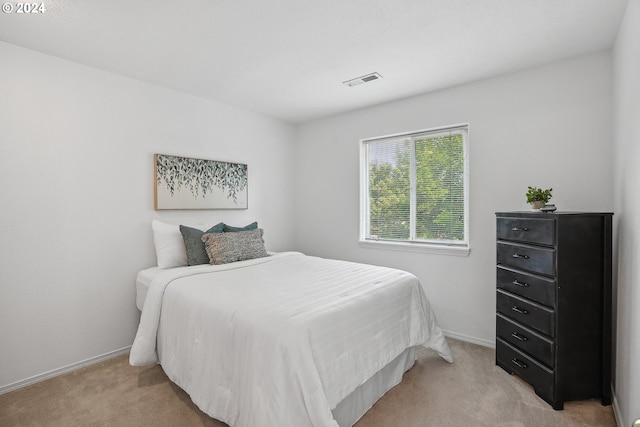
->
[361, 125, 469, 248]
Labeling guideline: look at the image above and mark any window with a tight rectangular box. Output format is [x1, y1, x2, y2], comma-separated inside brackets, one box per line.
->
[360, 124, 469, 255]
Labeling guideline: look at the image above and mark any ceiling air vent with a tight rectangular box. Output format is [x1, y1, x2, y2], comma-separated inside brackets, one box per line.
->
[343, 72, 383, 87]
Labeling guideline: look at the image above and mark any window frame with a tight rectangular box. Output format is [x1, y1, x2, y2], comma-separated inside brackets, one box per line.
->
[359, 124, 470, 256]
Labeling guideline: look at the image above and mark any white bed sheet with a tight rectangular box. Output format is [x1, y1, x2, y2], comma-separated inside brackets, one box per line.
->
[135, 266, 158, 311]
[135, 264, 417, 426]
[135, 265, 194, 310]
[130, 252, 452, 427]
[135, 253, 280, 310]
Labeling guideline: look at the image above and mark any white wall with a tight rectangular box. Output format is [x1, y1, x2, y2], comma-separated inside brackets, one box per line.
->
[0, 41, 296, 390]
[612, 0, 640, 425]
[1, 31, 630, 419]
[294, 52, 614, 347]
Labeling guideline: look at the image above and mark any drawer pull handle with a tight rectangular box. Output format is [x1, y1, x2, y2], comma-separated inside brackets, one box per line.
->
[512, 306, 528, 315]
[511, 358, 528, 369]
[512, 254, 530, 259]
[512, 280, 529, 287]
[511, 227, 529, 232]
[511, 332, 528, 341]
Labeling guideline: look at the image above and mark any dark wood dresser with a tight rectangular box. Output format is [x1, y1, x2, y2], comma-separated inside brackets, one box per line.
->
[495, 211, 612, 410]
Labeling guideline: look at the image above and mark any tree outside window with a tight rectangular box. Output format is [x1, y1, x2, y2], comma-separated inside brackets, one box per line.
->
[362, 125, 468, 248]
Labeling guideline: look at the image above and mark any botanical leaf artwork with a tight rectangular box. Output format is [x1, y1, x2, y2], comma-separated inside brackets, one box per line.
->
[155, 154, 247, 209]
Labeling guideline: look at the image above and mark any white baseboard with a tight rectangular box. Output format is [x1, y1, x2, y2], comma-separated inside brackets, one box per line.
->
[612, 391, 622, 427]
[0, 346, 131, 396]
[443, 329, 495, 348]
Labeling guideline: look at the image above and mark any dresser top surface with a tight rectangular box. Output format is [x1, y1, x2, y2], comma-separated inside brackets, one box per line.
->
[496, 211, 613, 218]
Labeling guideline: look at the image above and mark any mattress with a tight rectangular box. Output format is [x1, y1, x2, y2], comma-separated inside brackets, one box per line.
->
[131, 252, 452, 426]
[135, 266, 159, 311]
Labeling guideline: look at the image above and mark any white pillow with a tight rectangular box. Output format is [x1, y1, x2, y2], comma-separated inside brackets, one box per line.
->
[152, 220, 188, 268]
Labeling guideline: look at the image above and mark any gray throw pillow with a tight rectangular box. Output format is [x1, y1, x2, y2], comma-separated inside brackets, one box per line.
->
[223, 221, 258, 232]
[202, 228, 269, 265]
[180, 223, 224, 265]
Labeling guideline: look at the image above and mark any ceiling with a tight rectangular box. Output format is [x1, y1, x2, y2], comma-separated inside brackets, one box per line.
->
[0, 0, 629, 124]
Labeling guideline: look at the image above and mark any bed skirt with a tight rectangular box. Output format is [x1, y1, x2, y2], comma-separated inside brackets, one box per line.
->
[332, 346, 417, 426]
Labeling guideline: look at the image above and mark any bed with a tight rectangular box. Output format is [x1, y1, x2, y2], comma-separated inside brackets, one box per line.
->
[130, 222, 452, 427]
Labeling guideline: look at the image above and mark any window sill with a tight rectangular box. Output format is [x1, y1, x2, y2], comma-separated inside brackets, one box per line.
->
[358, 239, 470, 256]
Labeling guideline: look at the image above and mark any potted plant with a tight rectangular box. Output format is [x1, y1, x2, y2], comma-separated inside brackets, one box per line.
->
[526, 186, 552, 210]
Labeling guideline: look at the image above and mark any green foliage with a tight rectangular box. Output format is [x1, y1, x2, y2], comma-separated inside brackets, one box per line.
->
[369, 161, 410, 239]
[415, 135, 464, 241]
[156, 154, 247, 203]
[368, 134, 464, 242]
[525, 186, 553, 204]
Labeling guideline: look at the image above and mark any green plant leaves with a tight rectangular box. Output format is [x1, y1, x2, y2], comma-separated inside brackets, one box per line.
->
[526, 186, 552, 204]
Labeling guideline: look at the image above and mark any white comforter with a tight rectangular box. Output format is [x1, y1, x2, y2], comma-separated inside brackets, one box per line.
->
[130, 252, 452, 427]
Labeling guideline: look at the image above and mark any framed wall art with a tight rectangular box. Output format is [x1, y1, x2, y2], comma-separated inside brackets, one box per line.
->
[154, 154, 248, 210]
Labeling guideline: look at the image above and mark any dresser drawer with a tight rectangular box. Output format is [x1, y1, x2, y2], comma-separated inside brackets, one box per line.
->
[497, 289, 555, 337]
[496, 338, 554, 401]
[496, 217, 555, 246]
[497, 241, 555, 277]
[497, 266, 555, 308]
[496, 313, 554, 367]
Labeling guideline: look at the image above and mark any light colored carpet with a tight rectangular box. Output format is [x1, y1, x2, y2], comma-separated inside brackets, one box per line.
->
[0, 339, 616, 426]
